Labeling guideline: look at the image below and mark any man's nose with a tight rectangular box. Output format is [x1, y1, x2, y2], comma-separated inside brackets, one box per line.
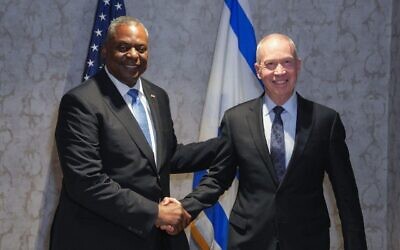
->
[126, 48, 139, 58]
[274, 64, 286, 75]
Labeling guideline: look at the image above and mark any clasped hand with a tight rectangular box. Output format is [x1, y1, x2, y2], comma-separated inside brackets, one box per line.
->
[155, 197, 191, 235]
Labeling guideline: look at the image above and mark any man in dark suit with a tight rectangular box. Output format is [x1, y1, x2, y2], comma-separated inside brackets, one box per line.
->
[180, 33, 367, 250]
[50, 16, 222, 250]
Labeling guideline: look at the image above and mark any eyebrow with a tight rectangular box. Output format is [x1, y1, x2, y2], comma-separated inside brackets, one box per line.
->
[264, 56, 295, 61]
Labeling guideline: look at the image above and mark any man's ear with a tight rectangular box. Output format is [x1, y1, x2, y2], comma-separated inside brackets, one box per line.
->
[254, 63, 261, 79]
[100, 46, 106, 60]
[296, 58, 302, 72]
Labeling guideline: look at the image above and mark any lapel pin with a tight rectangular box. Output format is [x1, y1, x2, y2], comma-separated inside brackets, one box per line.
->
[150, 94, 156, 98]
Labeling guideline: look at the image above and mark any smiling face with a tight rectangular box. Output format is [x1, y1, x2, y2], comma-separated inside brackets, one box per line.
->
[101, 23, 149, 87]
[255, 34, 301, 105]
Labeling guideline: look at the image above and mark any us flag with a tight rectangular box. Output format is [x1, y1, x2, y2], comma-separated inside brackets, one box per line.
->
[82, 0, 126, 81]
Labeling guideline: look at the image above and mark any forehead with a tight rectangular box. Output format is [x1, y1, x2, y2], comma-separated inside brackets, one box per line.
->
[259, 38, 295, 61]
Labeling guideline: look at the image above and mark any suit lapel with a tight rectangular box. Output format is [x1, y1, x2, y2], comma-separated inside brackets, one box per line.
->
[142, 79, 164, 171]
[95, 71, 157, 172]
[246, 96, 280, 186]
[283, 94, 313, 183]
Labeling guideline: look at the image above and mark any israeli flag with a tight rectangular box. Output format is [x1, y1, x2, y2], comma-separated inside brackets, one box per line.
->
[190, 0, 263, 249]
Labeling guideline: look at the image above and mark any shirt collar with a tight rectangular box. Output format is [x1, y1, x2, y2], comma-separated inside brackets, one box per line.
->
[264, 92, 298, 116]
[105, 66, 144, 97]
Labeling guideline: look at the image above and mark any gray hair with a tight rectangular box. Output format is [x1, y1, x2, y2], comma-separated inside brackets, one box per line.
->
[105, 16, 149, 44]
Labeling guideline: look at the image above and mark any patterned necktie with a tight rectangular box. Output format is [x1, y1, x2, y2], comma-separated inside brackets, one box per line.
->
[270, 106, 286, 182]
[127, 89, 152, 146]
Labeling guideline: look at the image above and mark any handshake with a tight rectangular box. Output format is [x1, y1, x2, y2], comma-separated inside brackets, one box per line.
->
[155, 197, 191, 235]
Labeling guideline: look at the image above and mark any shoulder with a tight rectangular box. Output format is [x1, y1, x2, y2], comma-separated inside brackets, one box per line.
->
[58, 72, 110, 112]
[60, 79, 101, 109]
[298, 93, 338, 117]
[66, 79, 99, 97]
[225, 96, 262, 116]
[297, 94, 342, 130]
[142, 78, 168, 96]
[141, 78, 171, 108]
[63, 70, 109, 100]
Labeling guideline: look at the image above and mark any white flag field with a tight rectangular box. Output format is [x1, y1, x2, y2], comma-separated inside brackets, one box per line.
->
[189, 0, 263, 249]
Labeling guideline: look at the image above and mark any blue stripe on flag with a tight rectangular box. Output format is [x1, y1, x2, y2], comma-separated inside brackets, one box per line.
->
[191, 0, 261, 249]
[204, 202, 229, 249]
[225, 0, 257, 75]
[192, 170, 207, 187]
[192, 171, 229, 249]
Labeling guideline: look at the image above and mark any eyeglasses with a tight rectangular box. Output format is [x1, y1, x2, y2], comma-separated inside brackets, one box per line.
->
[258, 59, 296, 71]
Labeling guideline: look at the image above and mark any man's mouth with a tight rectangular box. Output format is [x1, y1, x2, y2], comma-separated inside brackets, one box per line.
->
[125, 64, 139, 69]
[273, 80, 288, 84]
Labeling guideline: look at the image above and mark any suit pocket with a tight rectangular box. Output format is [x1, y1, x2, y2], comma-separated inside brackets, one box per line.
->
[229, 210, 247, 231]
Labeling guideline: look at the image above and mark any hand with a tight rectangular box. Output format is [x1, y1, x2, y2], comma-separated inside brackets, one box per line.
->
[159, 198, 191, 234]
[155, 197, 191, 235]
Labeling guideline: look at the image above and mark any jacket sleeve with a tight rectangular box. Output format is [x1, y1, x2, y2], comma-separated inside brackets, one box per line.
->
[169, 137, 226, 174]
[326, 113, 367, 250]
[180, 114, 237, 218]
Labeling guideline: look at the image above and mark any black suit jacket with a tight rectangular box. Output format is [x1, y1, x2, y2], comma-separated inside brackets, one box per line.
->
[182, 93, 367, 250]
[50, 70, 221, 250]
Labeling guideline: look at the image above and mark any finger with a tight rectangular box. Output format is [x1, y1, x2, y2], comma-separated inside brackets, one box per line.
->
[166, 197, 181, 205]
[174, 220, 188, 234]
[166, 226, 175, 234]
[160, 197, 171, 205]
[182, 209, 192, 225]
[166, 226, 180, 235]
[160, 225, 174, 232]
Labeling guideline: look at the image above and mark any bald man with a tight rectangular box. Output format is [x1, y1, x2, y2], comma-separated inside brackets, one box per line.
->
[181, 33, 367, 250]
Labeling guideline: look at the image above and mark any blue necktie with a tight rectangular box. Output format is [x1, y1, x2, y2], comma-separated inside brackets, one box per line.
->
[127, 89, 152, 147]
[270, 106, 286, 182]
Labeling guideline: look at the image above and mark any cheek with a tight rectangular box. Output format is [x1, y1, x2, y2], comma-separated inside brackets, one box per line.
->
[257, 70, 264, 79]
[141, 55, 148, 63]
[260, 71, 273, 80]
[108, 55, 122, 65]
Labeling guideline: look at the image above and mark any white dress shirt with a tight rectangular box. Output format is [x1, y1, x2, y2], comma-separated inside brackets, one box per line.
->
[262, 93, 297, 168]
[105, 67, 157, 164]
